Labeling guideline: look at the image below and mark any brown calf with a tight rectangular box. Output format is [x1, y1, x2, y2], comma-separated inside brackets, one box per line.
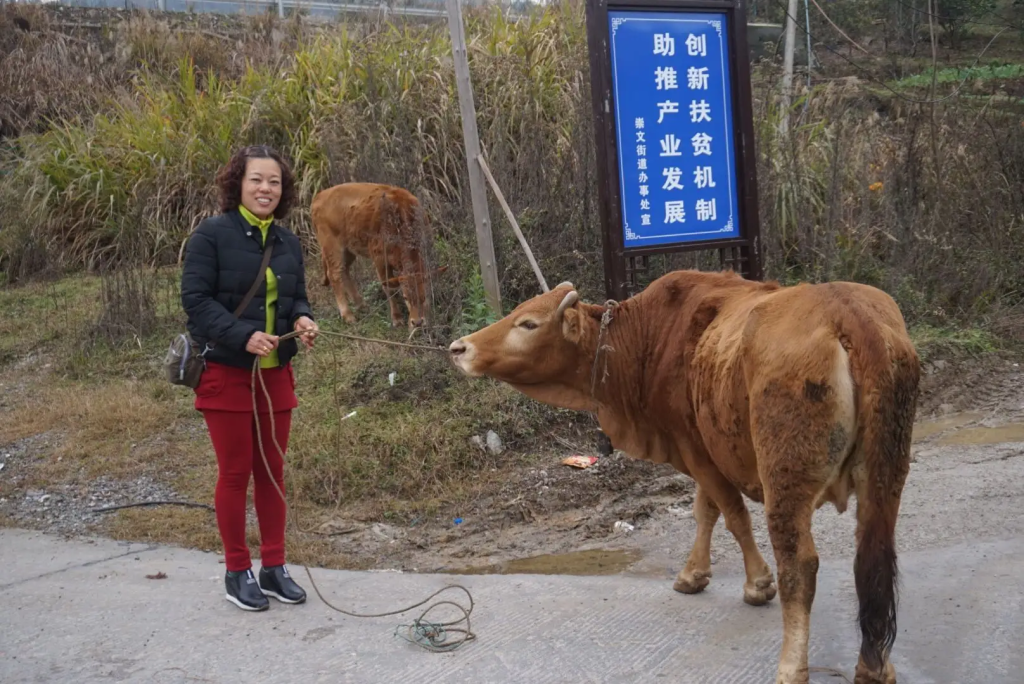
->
[311, 182, 432, 328]
[448, 270, 919, 684]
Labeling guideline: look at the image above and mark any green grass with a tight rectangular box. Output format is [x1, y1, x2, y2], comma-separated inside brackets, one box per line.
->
[909, 323, 1001, 362]
[0, 274, 102, 364]
[891, 63, 1024, 89]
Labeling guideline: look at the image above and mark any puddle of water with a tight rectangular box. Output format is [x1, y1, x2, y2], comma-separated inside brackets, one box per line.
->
[936, 423, 1024, 446]
[912, 412, 984, 442]
[442, 548, 642, 577]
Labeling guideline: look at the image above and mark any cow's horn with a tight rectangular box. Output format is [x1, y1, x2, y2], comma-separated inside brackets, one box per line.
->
[556, 290, 579, 317]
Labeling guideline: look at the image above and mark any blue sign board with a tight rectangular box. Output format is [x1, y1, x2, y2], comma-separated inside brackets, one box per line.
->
[608, 10, 741, 249]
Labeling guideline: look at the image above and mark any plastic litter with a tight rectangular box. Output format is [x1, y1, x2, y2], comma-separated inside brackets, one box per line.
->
[561, 455, 598, 469]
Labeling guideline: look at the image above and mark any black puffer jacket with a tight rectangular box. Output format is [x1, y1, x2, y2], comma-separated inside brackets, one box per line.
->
[181, 210, 314, 369]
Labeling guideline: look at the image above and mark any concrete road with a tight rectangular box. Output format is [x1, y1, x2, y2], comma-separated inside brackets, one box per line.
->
[1, 527, 1021, 684]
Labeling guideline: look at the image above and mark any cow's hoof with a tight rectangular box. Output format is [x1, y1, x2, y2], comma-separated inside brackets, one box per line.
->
[673, 569, 711, 594]
[774, 672, 809, 684]
[390, 319, 403, 329]
[743, 575, 777, 606]
[854, 659, 896, 684]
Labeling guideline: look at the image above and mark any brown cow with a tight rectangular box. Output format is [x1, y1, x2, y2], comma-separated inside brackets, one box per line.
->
[448, 269, 919, 684]
[311, 182, 432, 328]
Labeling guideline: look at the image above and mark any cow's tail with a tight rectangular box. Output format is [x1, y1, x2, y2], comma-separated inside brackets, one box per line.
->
[849, 321, 919, 674]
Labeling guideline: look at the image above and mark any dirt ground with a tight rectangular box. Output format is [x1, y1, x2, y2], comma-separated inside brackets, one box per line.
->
[4, 344, 1021, 580]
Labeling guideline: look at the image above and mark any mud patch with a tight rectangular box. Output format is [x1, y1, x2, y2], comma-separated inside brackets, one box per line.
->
[937, 423, 1024, 446]
[321, 452, 694, 574]
[913, 412, 985, 442]
[344, 355, 453, 406]
[444, 548, 642, 576]
[915, 356, 1023, 419]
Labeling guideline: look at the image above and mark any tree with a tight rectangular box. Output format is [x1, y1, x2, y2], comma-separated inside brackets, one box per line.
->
[935, 0, 997, 49]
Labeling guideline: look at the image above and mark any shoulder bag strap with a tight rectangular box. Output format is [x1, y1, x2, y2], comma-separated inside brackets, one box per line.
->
[233, 240, 274, 317]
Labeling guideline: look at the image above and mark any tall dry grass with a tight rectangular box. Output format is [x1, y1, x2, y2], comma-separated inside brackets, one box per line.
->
[751, 65, 1024, 323]
[1, 2, 1022, 329]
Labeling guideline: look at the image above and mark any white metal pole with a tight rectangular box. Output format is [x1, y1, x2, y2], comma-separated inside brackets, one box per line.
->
[779, 0, 799, 134]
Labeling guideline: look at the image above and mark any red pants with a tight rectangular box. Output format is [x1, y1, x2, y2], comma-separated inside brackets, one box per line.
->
[195, 362, 298, 572]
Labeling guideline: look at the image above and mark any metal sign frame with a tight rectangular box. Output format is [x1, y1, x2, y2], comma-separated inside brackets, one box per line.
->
[585, 0, 763, 301]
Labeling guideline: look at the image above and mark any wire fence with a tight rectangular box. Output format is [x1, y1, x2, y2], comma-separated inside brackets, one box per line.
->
[4, 0, 527, 21]
[5, 0, 790, 63]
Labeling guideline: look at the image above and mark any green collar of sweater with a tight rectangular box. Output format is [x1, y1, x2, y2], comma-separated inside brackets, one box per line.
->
[238, 204, 274, 234]
[237, 204, 279, 368]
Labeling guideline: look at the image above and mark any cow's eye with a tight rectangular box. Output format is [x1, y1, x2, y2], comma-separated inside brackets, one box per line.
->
[518, 320, 538, 330]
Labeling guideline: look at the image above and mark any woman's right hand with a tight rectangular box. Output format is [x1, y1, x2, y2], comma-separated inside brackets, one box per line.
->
[246, 331, 279, 357]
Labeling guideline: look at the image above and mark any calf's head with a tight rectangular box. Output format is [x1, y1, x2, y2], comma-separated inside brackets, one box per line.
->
[381, 196, 433, 328]
[449, 283, 594, 406]
[393, 249, 430, 328]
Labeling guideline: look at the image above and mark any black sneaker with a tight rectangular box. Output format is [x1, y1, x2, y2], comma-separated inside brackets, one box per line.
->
[224, 568, 269, 612]
[258, 564, 306, 604]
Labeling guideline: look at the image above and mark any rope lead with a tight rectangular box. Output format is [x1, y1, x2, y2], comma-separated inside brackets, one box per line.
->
[250, 328, 476, 652]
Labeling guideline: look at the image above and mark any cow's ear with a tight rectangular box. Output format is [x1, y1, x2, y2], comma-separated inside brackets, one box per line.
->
[561, 307, 582, 342]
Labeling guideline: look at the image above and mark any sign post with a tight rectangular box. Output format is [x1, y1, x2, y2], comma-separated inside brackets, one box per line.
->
[585, 0, 763, 301]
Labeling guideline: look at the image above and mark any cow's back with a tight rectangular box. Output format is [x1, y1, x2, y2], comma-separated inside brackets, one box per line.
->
[738, 281, 910, 383]
[311, 182, 418, 255]
[691, 279, 906, 404]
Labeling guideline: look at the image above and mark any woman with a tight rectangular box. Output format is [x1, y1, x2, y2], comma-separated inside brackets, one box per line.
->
[181, 145, 319, 612]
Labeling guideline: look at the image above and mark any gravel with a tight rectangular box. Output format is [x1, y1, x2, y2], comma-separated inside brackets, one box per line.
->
[5, 476, 182, 536]
[0, 431, 183, 537]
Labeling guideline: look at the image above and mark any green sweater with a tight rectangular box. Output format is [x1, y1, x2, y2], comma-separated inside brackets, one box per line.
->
[239, 205, 279, 369]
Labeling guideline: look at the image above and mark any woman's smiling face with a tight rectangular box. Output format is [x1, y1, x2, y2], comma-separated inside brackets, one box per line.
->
[240, 157, 282, 219]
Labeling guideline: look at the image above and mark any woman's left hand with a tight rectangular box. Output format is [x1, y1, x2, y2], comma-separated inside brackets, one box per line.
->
[294, 316, 319, 350]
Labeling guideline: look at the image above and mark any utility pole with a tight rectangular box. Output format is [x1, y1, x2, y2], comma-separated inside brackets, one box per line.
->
[446, 0, 502, 315]
[803, 0, 814, 72]
[780, 0, 799, 134]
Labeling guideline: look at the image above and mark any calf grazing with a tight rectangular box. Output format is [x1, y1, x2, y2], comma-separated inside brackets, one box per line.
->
[311, 182, 432, 328]
[448, 269, 919, 684]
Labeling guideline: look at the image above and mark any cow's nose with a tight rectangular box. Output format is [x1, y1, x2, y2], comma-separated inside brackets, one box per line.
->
[449, 339, 467, 356]
[411, 317, 425, 328]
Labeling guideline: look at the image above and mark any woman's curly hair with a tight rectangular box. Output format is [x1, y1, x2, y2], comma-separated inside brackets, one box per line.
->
[215, 145, 297, 219]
